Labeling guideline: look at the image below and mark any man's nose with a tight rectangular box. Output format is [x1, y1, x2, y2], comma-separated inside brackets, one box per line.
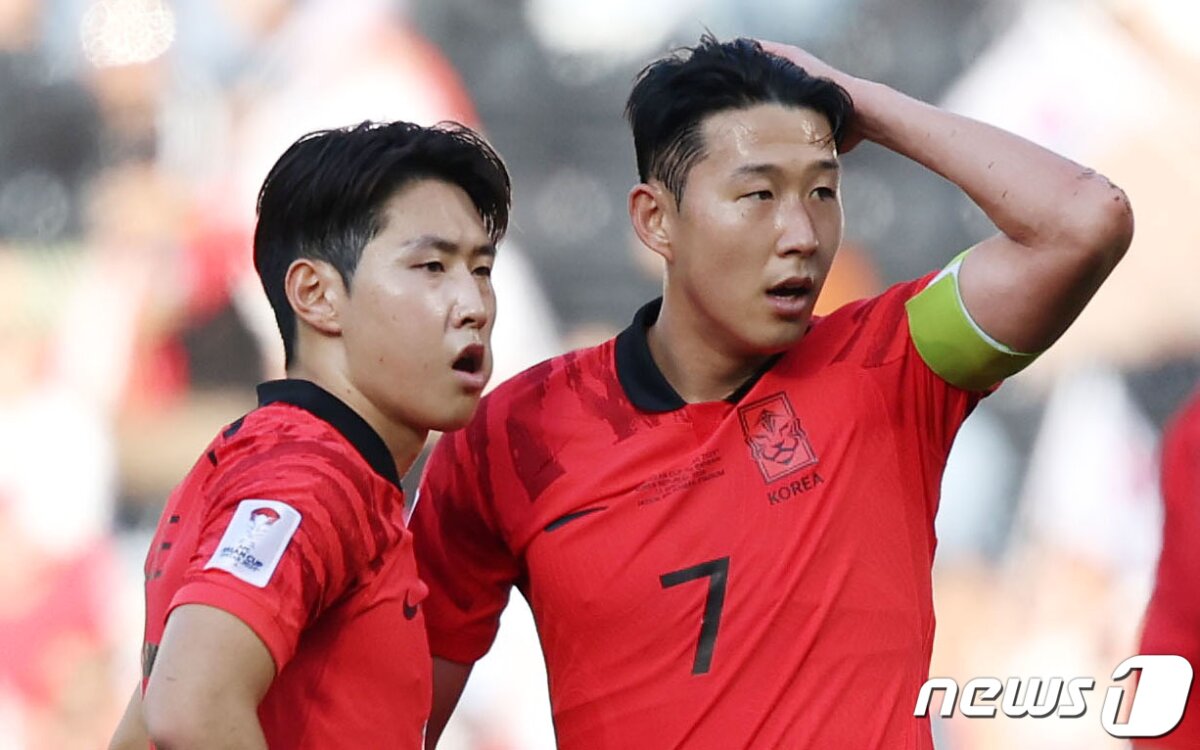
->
[451, 271, 490, 330]
[776, 203, 819, 257]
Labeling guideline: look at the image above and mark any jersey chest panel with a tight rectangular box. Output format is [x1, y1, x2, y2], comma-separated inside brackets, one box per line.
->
[516, 363, 933, 713]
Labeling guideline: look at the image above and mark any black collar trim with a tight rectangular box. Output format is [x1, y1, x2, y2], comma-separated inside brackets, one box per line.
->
[615, 299, 686, 412]
[256, 379, 402, 490]
[614, 298, 781, 412]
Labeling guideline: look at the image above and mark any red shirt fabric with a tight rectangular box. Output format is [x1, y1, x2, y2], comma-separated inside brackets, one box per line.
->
[414, 276, 986, 749]
[142, 379, 429, 748]
[1138, 388, 1200, 749]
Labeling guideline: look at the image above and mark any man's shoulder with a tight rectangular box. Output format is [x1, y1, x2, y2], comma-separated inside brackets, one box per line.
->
[815, 275, 933, 330]
[428, 338, 622, 476]
[210, 405, 376, 493]
[798, 275, 934, 367]
[481, 338, 617, 413]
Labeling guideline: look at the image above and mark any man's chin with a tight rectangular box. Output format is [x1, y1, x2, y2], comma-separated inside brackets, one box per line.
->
[755, 318, 812, 354]
[427, 401, 482, 433]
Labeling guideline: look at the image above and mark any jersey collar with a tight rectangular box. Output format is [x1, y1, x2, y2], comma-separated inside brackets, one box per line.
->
[614, 298, 781, 413]
[256, 379, 402, 490]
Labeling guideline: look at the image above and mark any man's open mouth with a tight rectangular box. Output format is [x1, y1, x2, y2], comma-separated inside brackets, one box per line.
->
[452, 345, 484, 374]
[767, 277, 814, 299]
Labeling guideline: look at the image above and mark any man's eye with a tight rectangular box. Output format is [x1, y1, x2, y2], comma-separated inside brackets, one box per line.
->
[419, 261, 445, 272]
[813, 187, 837, 200]
[473, 266, 493, 278]
[743, 190, 773, 201]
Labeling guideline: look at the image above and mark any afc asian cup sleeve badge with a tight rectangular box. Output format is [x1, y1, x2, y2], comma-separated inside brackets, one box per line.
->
[205, 499, 302, 587]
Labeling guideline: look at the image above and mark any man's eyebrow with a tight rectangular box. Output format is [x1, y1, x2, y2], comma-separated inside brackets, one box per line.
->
[731, 159, 841, 178]
[731, 163, 779, 178]
[401, 234, 496, 257]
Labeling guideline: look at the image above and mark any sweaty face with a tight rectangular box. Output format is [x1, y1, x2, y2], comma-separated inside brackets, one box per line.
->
[665, 104, 844, 356]
[339, 179, 496, 433]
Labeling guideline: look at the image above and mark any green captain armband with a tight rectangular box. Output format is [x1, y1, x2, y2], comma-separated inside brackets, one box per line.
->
[904, 248, 1040, 391]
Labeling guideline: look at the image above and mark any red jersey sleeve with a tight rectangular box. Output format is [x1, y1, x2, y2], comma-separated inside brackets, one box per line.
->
[412, 410, 521, 664]
[894, 274, 992, 457]
[823, 274, 992, 519]
[168, 440, 400, 672]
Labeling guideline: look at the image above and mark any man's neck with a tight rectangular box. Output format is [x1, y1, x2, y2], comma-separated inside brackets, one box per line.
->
[285, 364, 426, 478]
[646, 296, 773, 404]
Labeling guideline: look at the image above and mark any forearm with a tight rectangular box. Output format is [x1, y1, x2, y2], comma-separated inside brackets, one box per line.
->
[761, 37, 1133, 354]
[108, 685, 149, 750]
[145, 702, 267, 750]
[849, 79, 1132, 255]
[425, 656, 474, 749]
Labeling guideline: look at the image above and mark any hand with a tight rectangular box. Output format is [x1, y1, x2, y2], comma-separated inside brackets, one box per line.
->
[757, 40, 867, 152]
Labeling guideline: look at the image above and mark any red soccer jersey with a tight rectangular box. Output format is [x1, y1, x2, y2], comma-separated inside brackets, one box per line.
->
[414, 276, 986, 749]
[1138, 388, 1200, 749]
[142, 379, 430, 748]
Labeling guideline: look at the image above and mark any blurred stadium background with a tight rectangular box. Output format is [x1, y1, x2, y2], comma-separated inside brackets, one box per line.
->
[0, 0, 1197, 747]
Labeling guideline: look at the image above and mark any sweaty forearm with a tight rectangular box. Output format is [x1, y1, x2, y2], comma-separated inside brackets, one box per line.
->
[848, 79, 1131, 255]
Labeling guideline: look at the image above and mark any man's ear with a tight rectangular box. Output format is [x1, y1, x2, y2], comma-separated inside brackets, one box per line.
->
[285, 258, 344, 336]
[628, 181, 677, 263]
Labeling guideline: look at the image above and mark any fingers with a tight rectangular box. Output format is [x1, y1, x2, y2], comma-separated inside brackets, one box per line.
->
[757, 40, 836, 79]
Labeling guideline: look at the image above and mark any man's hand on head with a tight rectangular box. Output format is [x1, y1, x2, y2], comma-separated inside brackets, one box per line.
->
[757, 40, 867, 152]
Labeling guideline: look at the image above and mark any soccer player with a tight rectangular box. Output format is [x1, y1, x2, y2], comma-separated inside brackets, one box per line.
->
[412, 35, 1133, 748]
[1137, 387, 1200, 749]
[106, 120, 510, 749]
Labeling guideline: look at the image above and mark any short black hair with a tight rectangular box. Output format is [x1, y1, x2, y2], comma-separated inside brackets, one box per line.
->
[625, 35, 854, 205]
[254, 120, 510, 366]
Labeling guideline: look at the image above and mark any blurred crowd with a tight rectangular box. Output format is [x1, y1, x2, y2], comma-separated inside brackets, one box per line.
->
[0, 0, 1197, 748]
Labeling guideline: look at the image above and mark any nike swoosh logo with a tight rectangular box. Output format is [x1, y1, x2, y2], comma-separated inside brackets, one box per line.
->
[544, 506, 609, 532]
[403, 593, 419, 621]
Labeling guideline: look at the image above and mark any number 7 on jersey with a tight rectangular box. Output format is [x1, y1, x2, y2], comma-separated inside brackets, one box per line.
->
[659, 556, 730, 675]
